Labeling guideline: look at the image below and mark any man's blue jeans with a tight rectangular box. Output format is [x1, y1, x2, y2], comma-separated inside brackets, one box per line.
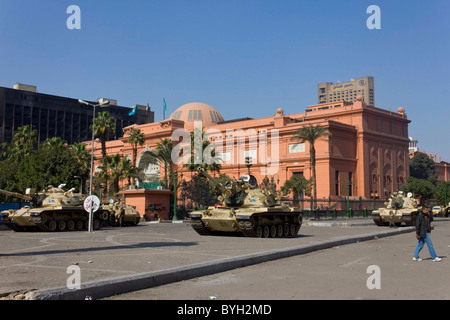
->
[414, 232, 437, 259]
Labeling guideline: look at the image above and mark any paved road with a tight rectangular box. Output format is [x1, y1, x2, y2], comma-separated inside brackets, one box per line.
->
[107, 220, 450, 300]
[0, 219, 378, 296]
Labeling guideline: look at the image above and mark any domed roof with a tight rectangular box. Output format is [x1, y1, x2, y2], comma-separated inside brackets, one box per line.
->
[169, 102, 224, 128]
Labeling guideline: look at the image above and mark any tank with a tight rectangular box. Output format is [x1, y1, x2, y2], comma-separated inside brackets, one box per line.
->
[0, 185, 109, 232]
[371, 191, 420, 227]
[102, 199, 140, 227]
[190, 169, 303, 238]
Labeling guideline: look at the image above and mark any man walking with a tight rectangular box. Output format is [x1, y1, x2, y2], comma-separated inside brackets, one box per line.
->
[413, 206, 441, 262]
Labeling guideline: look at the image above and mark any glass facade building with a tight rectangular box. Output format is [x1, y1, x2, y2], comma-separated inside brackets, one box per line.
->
[0, 85, 154, 145]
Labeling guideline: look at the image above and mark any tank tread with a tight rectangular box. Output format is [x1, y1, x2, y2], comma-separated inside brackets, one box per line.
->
[238, 219, 301, 238]
[191, 219, 213, 235]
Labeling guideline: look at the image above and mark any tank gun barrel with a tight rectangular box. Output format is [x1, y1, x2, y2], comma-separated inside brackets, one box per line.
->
[0, 189, 33, 201]
[197, 168, 228, 193]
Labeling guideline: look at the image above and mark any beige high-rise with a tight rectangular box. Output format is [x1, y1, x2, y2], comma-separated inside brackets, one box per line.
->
[318, 76, 374, 106]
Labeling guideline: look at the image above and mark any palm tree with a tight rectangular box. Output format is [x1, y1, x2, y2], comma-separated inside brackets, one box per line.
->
[151, 138, 175, 190]
[127, 128, 145, 166]
[281, 175, 312, 209]
[291, 125, 331, 209]
[96, 155, 112, 198]
[108, 154, 123, 195]
[92, 111, 116, 159]
[121, 157, 139, 188]
[1, 125, 37, 160]
[184, 127, 221, 175]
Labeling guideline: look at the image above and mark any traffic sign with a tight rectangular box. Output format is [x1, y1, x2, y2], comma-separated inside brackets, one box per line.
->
[84, 195, 100, 213]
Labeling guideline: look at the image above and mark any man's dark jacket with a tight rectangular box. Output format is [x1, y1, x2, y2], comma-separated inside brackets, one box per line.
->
[415, 212, 433, 238]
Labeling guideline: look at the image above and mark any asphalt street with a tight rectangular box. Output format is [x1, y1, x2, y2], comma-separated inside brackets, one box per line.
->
[1, 219, 448, 300]
[107, 220, 450, 300]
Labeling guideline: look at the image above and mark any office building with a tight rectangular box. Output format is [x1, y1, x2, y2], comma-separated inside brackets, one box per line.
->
[318, 76, 375, 106]
[0, 84, 154, 146]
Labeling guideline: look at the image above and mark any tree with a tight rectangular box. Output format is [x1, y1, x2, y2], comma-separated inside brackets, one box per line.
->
[14, 138, 82, 194]
[92, 111, 116, 159]
[96, 156, 112, 198]
[400, 177, 436, 203]
[291, 125, 331, 209]
[184, 127, 221, 174]
[121, 157, 139, 188]
[410, 152, 438, 184]
[151, 138, 175, 190]
[108, 154, 123, 195]
[281, 175, 312, 209]
[127, 128, 145, 166]
[180, 173, 218, 208]
[0, 136, 89, 201]
[435, 182, 450, 206]
[70, 142, 92, 192]
[1, 125, 37, 160]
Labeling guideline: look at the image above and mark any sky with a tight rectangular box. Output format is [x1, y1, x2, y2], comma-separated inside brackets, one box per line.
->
[0, 0, 449, 159]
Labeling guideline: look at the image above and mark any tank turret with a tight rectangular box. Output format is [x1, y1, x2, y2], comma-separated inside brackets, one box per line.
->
[190, 169, 303, 238]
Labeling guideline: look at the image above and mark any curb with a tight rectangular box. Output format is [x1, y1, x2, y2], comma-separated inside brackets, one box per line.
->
[303, 220, 374, 227]
[26, 226, 415, 300]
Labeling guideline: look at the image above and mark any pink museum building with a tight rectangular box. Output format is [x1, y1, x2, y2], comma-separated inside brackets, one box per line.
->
[89, 96, 411, 218]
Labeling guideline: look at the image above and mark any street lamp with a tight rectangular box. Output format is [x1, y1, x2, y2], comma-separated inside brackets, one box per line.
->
[78, 99, 110, 232]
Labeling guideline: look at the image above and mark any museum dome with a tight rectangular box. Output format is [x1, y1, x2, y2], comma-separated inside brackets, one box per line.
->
[169, 102, 224, 128]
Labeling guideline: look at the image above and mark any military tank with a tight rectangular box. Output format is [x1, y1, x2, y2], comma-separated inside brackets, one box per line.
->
[102, 198, 140, 227]
[0, 185, 109, 232]
[190, 169, 303, 238]
[371, 191, 420, 227]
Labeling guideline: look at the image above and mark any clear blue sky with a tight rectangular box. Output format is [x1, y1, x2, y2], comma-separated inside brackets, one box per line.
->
[0, 0, 448, 159]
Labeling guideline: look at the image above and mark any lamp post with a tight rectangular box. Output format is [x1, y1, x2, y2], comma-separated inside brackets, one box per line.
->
[78, 99, 110, 232]
[173, 170, 178, 221]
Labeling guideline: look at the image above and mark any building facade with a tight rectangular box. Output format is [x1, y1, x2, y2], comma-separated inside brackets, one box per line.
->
[90, 96, 411, 217]
[318, 76, 375, 107]
[0, 84, 154, 146]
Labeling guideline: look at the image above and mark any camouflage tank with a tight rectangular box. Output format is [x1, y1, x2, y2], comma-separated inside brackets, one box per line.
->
[0, 185, 109, 232]
[371, 191, 420, 227]
[102, 199, 140, 227]
[190, 169, 303, 238]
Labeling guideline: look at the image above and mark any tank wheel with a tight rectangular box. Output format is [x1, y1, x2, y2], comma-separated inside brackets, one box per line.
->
[40, 214, 48, 224]
[67, 220, 75, 231]
[255, 226, 263, 238]
[277, 225, 283, 237]
[294, 222, 301, 235]
[270, 225, 277, 238]
[47, 220, 57, 232]
[57, 220, 66, 231]
[289, 224, 296, 237]
[262, 226, 270, 238]
[93, 219, 100, 230]
[76, 220, 84, 231]
[283, 224, 290, 237]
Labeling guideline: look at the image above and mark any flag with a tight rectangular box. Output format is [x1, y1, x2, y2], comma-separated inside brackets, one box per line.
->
[128, 105, 137, 116]
[163, 98, 167, 111]
[146, 103, 149, 115]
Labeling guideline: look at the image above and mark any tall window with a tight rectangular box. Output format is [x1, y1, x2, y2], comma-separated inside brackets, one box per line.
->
[335, 171, 340, 195]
